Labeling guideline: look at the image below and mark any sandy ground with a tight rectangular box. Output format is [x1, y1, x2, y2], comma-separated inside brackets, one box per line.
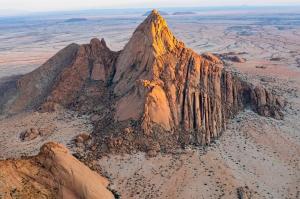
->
[0, 8, 299, 199]
[98, 110, 300, 199]
[0, 110, 93, 159]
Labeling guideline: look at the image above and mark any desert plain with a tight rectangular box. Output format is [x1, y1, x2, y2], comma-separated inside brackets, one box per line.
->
[0, 7, 299, 199]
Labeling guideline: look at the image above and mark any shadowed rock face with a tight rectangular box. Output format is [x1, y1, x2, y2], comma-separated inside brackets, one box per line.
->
[0, 10, 284, 149]
[8, 43, 80, 114]
[0, 142, 114, 199]
[4, 38, 118, 114]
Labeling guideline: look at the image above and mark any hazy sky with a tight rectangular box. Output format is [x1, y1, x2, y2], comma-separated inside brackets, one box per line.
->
[1, 0, 300, 11]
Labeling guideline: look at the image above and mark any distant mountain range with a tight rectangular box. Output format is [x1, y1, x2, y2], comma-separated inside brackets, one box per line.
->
[64, 18, 87, 23]
[142, 10, 197, 16]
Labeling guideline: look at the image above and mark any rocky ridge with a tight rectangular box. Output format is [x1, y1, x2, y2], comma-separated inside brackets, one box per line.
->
[0, 142, 114, 199]
[0, 10, 284, 154]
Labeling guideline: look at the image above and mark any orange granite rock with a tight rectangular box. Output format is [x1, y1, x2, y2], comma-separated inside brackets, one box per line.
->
[0, 142, 114, 199]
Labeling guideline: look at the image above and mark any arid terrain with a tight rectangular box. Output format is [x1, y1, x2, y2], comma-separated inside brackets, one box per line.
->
[0, 7, 300, 199]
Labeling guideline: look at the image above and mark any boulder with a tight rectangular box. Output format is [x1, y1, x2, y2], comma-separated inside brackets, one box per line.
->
[75, 133, 91, 146]
[147, 142, 161, 157]
[20, 128, 39, 141]
[38, 127, 53, 136]
[237, 186, 253, 199]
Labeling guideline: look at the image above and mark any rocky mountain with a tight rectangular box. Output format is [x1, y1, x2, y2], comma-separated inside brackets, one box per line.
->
[0, 142, 114, 199]
[2, 38, 118, 114]
[0, 10, 284, 154]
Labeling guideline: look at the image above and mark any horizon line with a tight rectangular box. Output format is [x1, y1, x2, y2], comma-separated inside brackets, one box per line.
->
[1, 4, 300, 17]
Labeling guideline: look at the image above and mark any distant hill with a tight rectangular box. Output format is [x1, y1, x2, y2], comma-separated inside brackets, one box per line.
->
[143, 10, 168, 16]
[173, 11, 196, 15]
[64, 18, 87, 23]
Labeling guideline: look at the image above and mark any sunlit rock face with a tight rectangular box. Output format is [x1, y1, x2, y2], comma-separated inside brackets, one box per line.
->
[1, 10, 284, 148]
[112, 10, 283, 145]
[0, 142, 114, 199]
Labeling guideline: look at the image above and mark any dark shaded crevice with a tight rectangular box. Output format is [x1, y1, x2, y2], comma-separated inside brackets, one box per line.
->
[199, 92, 203, 124]
[106, 60, 117, 87]
[181, 57, 192, 125]
[241, 87, 252, 108]
[192, 92, 197, 129]
[88, 58, 94, 80]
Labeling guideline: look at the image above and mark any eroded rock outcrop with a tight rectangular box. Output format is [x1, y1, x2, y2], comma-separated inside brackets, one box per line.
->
[218, 52, 246, 63]
[4, 38, 118, 114]
[0, 142, 114, 199]
[47, 38, 118, 107]
[0, 10, 284, 152]
[111, 10, 284, 146]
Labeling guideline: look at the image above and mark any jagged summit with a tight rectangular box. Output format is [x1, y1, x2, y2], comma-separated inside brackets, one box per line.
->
[113, 10, 183, 96]
[134, 9, 181, 55]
